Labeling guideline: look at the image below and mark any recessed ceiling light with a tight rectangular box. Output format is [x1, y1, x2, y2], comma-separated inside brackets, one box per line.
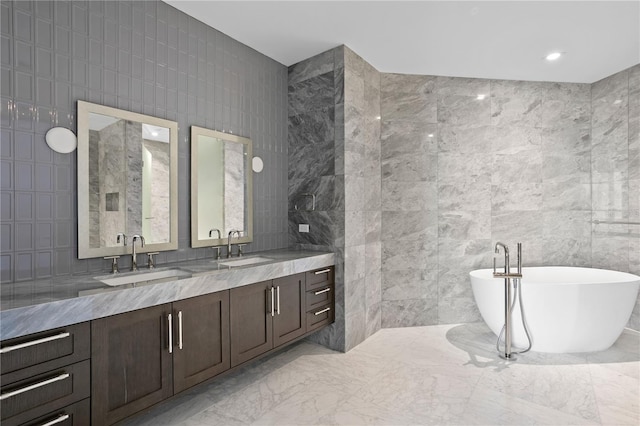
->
[427, 134, 434, 138]
[151, 131, 159, 137]
[545, 52, 563, 61]
[476, 94, 486, 100]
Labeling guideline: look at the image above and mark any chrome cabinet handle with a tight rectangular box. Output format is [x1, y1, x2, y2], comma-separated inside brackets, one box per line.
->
[167, 313, 173, 354]
[0, 332, 70, 354]
[276, 286, 280, 315]
[314, 269, 331, 275]
[39, 414, 71, 426]
[270, 287, 275, 317]
[314, 307, 331, 316]
[0, 373, 70, 401]
[314, 287, 331, 295]
[178, 311, 183, 350]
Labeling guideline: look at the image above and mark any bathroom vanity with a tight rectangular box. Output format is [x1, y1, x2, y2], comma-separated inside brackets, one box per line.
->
[0, 251, 335, 426]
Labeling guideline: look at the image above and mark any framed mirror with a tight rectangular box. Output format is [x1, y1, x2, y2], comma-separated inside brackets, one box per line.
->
[77, 101, 178, 259]
[190, 126, 253, 248]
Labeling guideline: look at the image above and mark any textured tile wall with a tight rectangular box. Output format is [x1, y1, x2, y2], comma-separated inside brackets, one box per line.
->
[288, 47, 345, 351]
[287, 46, 381, 351]
[0, 0, 289, 282]
[591, 65, 640, 329]
[380, 74, 595, 326]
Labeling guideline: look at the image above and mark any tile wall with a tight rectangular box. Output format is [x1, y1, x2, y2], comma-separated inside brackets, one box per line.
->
[380, 68, 640, 328]
[288, 46, 381, 351]
[591, 65, 640, 329]
[0, 0, 289, 282]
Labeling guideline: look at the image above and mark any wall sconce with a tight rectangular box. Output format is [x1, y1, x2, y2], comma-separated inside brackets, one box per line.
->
[45, 127, 77, 153]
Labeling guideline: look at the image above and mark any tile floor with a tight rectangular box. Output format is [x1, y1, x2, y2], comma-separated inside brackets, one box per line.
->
[126, 323, 639, 425]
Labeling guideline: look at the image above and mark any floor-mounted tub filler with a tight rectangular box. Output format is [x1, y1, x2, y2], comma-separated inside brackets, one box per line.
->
[471, 257, 640, 354]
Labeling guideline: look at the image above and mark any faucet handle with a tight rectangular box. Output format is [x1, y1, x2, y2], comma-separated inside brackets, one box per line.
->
[237, 244, 246, 257]
[147, 252, 159, 269]
[104, 256, 120, 274]
[211, 246, 221, 260]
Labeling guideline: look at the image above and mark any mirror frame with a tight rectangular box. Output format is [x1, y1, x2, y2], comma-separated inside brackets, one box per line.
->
[190, 126, 253, 248]
[76, 100, 179, 259]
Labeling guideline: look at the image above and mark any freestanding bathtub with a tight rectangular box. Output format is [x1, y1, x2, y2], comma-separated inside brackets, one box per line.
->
[470, 267, 640, 353]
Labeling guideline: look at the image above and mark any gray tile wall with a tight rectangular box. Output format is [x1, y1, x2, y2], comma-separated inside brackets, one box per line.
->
[591, 65, 640, 329]
[287, 46, 381, 351]
[380, 69, 640, 329]
[288, 47, 345, 351]
[1, 0, 289, 283]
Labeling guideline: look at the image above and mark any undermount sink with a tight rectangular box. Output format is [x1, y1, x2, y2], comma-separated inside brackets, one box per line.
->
[216, 256, 273, 268]
[95, 268, 192, 287]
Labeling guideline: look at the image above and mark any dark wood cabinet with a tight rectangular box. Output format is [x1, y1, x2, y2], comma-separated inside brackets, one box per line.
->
[230, 280, 273, 367]
[21, 398, 90, 426]
[230, 274, 306, 367]
[91, 291, 233, 425]
[305, 267, 335, 332]
[172, 291, 230, 394]
[0, 322, 91, 426]
[272, 274, 306, 347]
[91, 304, 173, 426]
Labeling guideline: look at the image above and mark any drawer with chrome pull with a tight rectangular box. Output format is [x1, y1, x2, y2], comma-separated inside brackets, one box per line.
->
[306, 305, 334, 332]
[1, 322, 90, 384]
[305, 284, 333, 311]
[305, 267, 334, 291]
[0, 360, 90, 426]
[20, 398, 90, 426]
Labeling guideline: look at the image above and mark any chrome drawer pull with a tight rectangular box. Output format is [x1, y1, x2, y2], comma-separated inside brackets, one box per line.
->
[314, 307, 331, 316]
[314, 288, 331, 295]
[167, 313, 173, 354]
[276, 286, 281, 315]
[0, 373, 70, 401]
[178, 311, 183, 350]
[270, 287, 275, 317]
[314, 269, 331, 275]
[0, 332, 70, 354]
[39, 414, 71, 426]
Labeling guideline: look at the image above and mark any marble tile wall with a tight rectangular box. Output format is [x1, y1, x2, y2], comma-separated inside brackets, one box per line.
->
[591, 65, 640, 329]
[380, 74, 598, 326]
[288, 46, 381, 351]
[0, 0, 289, 283]
[288, 47, 345, 351]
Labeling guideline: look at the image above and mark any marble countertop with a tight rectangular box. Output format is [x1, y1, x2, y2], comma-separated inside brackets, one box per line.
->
[0, 249, 334, 341]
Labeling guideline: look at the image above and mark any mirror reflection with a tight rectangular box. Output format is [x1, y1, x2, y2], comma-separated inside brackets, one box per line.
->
[77, 101, 178, 259]
[191, 127, 253, 248]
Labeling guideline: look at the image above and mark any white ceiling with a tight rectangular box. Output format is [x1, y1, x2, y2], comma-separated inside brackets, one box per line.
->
[165, 1, 640, 83]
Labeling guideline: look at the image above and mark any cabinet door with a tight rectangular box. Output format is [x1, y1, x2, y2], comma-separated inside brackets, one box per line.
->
[230, 281, 273, 367]
[172, 291, 230, 394]
[91, 304, 173, 426]
[272, 273, 306, 347]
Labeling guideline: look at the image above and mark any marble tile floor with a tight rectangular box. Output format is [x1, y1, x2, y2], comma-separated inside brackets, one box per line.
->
[125, 323, 639, 425]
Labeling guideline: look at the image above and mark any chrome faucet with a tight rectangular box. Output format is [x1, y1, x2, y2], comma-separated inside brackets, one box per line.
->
[493, 241, 523, 360]
[131, 235, 145, 271]
[227, 230, 241, 258]
[116, 232, 127, 246]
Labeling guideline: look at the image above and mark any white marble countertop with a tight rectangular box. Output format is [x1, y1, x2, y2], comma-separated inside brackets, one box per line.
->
[0, 249, 334, 340]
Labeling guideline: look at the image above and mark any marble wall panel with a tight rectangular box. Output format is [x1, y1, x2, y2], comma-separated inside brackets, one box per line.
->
[381, 298, 438, 327]
[438, 95, 490, 126]
[381, 211, 437, 242]
[381, 121, 438, 153]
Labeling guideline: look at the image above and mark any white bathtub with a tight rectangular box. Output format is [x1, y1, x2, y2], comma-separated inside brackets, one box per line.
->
[470, 267, 640, 353]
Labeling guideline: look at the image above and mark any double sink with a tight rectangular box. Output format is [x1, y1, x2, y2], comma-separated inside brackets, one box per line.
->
[94, 256, 275, 287]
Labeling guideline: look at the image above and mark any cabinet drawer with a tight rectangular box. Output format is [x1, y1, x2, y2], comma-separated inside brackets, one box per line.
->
[1, 322, 90, 384]
[305, 267, 334, 291]
[305, 285, 333, 311]
[306, 304, 334, 332]
[1, 360, 90, 426]
[21, 398, 90, 426]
